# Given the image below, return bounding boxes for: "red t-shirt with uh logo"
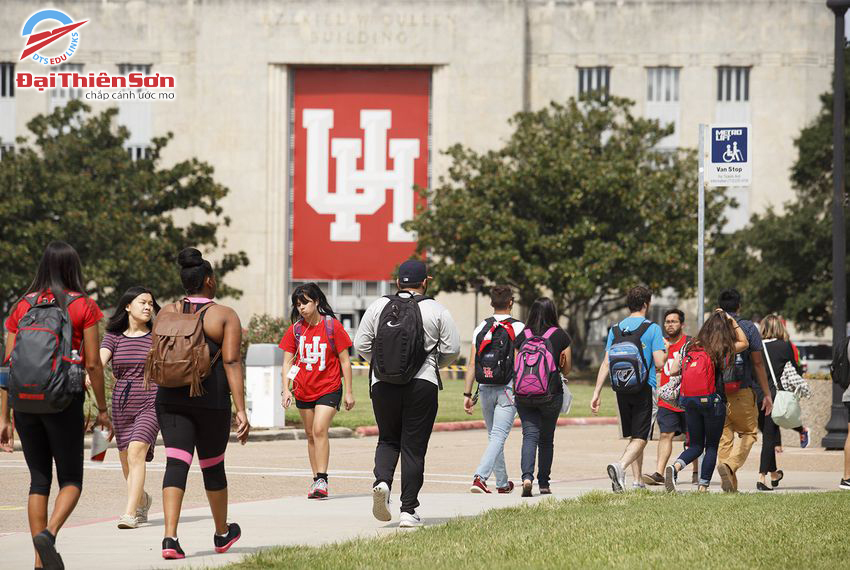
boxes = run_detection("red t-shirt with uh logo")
[279,318,352,402]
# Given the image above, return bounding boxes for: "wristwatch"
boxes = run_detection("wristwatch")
[463,392,473,398]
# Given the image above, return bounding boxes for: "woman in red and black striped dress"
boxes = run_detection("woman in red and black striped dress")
[100,286,161,529]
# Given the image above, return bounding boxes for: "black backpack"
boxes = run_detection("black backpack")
[8,293,86,413]
[371,292,433,385]
[474,317,518,385]
[831,338,850,391]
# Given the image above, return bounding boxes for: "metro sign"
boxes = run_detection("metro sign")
[291,68,430,281]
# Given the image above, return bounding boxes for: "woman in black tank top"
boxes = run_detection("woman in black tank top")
[155,248,250,560]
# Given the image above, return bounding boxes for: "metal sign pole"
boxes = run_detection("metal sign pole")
[698,123,706,328]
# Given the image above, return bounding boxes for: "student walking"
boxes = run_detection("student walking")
[149,248,250,560]
[642,309,698,486]
[280,283,355,499]
[355,260,460,527]
[591,286,666,492]
[463,285,524,494]
[513,297,572,497]
[756,315,811,491]
[715,289,773,493]
[100,287,161,528]
[0,241,112,570]
[663,310,749,491]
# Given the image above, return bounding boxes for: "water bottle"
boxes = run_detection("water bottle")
[68,349,84,393]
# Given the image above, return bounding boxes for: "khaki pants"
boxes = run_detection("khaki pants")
[718,387,758,473]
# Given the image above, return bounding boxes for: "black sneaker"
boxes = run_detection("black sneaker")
[33,530,64,570]
[162,537,185,560]
[840,478,850,490]
[214,522,241,553]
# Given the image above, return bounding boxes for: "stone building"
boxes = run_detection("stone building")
[0,0,834,350]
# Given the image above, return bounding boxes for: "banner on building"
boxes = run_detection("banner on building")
[291,68,430,281]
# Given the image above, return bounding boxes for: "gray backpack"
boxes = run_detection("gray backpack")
[8,293,85,413]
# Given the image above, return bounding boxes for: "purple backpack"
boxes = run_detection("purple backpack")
[514,327,559,404]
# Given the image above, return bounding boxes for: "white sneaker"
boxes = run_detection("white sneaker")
[117,514,139,529]
[606,463,626,493]
[372,482,391,522]
[399,510,422,528]
[631,482,646,490]
[135,491,152,523]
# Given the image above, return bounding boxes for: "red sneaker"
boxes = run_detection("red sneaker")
[470,475,491,493]
[497,481,515,494]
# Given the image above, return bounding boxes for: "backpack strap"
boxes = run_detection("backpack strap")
[542,327,558,339]
[323,315,337,354]
[184,301,222,367]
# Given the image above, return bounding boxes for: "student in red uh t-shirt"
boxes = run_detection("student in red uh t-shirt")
[280,283,354,500]
[1,241,112,570]
[642,309,699,486]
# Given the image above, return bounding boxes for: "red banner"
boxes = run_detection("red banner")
[291,68,430,280]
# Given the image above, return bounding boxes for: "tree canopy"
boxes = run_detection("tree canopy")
[0,100,248,321]
[406,95,728,362]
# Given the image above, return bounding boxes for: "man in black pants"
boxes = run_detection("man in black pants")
[354,260,460,527]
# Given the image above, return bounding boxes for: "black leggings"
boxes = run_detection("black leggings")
[157,404,231,491]
[15,395,85,495]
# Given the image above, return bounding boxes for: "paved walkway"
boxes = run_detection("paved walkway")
[0,425,844,568]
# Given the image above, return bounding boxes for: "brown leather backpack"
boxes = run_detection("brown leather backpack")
[144,302,221,396]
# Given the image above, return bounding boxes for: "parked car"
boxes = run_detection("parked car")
[793,342,832,375]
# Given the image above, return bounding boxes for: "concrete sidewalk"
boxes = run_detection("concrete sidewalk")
[1,470,844,570]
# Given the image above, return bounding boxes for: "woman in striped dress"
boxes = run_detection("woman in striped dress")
[100,286,161,529]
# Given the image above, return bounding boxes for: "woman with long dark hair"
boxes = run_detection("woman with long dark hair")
[513,297,572,497]
[0,241,112,569]
[100,286,161,528]
[155,248,250,560]
[663,310,748,492]
[280,282,355,500]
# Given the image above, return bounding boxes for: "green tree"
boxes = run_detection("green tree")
[706,45,850,331]
[406,96,728,364]
[0,100,249,321]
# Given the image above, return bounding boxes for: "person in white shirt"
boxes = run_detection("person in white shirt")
[463,285,525,494]
[354,260,460,528]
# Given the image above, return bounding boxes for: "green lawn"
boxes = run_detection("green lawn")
[285,372,617,429]
[231,492,850,569]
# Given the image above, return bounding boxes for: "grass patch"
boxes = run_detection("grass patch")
[285,373,616,429]
[231,492,850,569]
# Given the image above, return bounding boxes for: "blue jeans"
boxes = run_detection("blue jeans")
[516,393,563,488]
[675,394,726,486]
[474,385,517,488]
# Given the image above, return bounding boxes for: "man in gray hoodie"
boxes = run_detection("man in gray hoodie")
[354,260,460,527]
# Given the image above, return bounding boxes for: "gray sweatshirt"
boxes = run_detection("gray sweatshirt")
[354,293,461,387]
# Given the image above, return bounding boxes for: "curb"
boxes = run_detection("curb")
[9,426,355,452]
[354,416,618,437]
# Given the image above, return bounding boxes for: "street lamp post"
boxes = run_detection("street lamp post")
[824,0,850,449]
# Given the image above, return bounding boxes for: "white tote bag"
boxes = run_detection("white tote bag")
[763,340,803,429]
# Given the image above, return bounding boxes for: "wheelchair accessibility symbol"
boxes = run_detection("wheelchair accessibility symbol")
[722,142,743,163]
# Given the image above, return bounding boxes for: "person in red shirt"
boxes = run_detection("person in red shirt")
[642,309,698,486]
[280,283,354,499]
[0,241,112,570]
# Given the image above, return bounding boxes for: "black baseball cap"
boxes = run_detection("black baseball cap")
[398,260,427,285]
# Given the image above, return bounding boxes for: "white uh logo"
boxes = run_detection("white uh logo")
[303,109,420,242]
[300,336,327,371]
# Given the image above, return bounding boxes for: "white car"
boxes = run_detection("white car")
[794,342,832,375]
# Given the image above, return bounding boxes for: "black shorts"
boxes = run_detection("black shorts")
[657,406,688,436]
[617,384,653,441]
[296,386,343,411]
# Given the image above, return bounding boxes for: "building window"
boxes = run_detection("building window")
[50,63,84,107]
[1,63,14,98]
[118,63,152,93]
[578,67,610,97]
[127,146,150,161]
[647,67,679,103]
[645,67,681,149]
[340,281,355,296]
[717,67,750,102]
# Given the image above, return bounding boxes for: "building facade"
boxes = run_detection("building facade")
[0,0,834,348]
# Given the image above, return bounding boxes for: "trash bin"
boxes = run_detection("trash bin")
[245,343,285,428]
